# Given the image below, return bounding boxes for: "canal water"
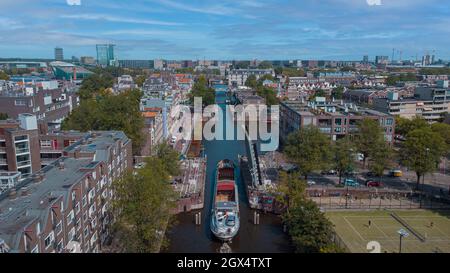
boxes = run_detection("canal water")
[166,85,292,253]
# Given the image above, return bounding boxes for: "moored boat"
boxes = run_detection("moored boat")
[210,159,240,241]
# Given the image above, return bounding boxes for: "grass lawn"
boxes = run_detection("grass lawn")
[326,209,450,253]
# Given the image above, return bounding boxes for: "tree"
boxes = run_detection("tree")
[258,61,273,69]
[333,136,355,184]
[284,199,339,253]
[112,156,177,252]
[0,113,8,120]
[401,127,447,190]
[431,123,450,148]
[284,126,332,180]
[245,74,258,89]
[154,143,181,176]
[62,89,145,155]
[256,86,279,106]
[135,75,147,87]
[272,171,307,211]
[395,116,428,137]
[0,70,10,80]
[78,72,114,100]
[189,75,215,106]
[311,89,326,99]
[331,86,344,99]
[368,141,393,180]
[354,118,386,168]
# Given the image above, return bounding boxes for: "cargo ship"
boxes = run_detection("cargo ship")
[210,159,240,241]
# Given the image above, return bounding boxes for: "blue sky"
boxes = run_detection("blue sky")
[0,0,449,60]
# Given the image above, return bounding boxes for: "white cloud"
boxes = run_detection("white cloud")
[60,13,183,26]
[366,0,382,5]
[67,0,81,6]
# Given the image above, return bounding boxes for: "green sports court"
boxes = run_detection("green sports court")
[326,209,450,253]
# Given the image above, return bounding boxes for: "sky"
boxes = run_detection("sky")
[0,0,449,60]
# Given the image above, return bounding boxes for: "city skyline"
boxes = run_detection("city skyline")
[0,0,449,60]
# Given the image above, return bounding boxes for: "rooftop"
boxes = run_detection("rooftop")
[281,100,389,117]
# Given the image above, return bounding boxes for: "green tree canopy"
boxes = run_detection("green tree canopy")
[331,86,344,99]
[333,136,356,184]
[245,74,258,89]
[284,199,339,253]
[395,116,429,136]
[284,126,332,179]
[154,143,181,176]
[0,70,10,80]
[62,89,145,155]
[0,113,8,120]
[354,118,386,168]
[400,127,447,189]
[257,61,273,69]
[78,72,115,100]
[112,156,177,252]
[189,75,215,106]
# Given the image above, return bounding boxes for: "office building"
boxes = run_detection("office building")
[54,47,64,61]
[96,44,117,67]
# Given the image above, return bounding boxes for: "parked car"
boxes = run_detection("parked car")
[344,179,360,187]
[389,169,403,177]
[307,180,316,186]
[366,171,375,177]
[321,170,337,175]
[366,180,383,187]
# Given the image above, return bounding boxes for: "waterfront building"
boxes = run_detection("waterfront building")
[0,131,132,253]
[280,98,395,143]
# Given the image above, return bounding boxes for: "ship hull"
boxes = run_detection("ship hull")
[210,159,240,241]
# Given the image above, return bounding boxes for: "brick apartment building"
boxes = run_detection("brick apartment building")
[280,98,395,143]
[0,114,41,179]
[0,131,132,253]
[0,80,79,134]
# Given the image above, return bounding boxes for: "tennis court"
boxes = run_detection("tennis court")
[326,209,450,253]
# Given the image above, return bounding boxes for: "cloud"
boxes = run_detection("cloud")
[60,13,183,26]
[151,0,237,15]
[67,0,81,6]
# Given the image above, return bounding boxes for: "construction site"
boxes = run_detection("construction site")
[172,140,206,213]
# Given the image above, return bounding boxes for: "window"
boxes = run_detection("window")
[57,240,63,253]
[82,196,87,207]
[55,221,62,235]
[75,202,80,214]
[31,245,39,253]
[68,227,76,242]
[84,226,90,237]
[92,171,96,180]
[386,118,393,125]
[44,232,55,249]
[83,211,88,223]
[15,99,26,106]
[67,210,74,225]
[91,217,97,228]
[71,191,76,201]
[40,140,52,148]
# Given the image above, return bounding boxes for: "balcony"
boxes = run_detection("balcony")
[17,160,31,167]
[0,159,7,165]
[15,148,30,155]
